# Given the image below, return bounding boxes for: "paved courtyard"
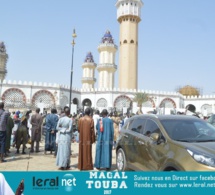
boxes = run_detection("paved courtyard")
[0,139,117,171]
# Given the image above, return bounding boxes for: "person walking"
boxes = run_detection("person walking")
[111,111,120,149]
[44,108,59,155]
[93,110,100,137]
[5,112,14,154]
[30,108,43,153]
[94,109,114,170]
[56,107,73,170]
[0,102,9,163]
[78,108,95,170]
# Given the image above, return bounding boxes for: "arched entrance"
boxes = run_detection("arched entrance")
[73,98,79,107]
[2,88,26,110]
[186,104,196,113]
[159,98,176,115]
[142,97,155,108]
[82,98,92,109]
[32,90,55,111]
[114,95,132,112]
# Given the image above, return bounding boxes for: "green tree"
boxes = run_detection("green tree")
[133,92,149,114]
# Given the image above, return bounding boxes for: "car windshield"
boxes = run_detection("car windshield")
[207,115,215,125]
[161,119,215,142]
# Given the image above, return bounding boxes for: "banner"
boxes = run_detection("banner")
[1,171,215,195]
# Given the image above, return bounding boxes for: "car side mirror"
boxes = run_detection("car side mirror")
[150,133,160,142]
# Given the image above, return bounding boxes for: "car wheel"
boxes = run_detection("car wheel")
[116,148,128,171]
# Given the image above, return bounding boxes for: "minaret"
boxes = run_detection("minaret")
[97,30,117,89]
[81,52,97,89]
[116,0,143,90]
[0,42,8,81]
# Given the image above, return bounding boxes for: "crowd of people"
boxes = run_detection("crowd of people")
[54,107,129,171]
[0,102,130,171]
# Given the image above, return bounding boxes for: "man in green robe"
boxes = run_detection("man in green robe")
[15,115,28,154]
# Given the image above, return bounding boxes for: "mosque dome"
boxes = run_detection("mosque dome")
[179,85,200,97]
[84,52,94,63]
[101,30,114,44]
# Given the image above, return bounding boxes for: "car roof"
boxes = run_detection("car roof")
[128,114,201,121]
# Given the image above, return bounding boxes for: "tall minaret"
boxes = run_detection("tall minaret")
[81,52,97,89]
[97,30,117,89]
[0,42,8,81]
[116,0,143,90]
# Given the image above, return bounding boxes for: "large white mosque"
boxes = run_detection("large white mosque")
[0,0,214,116]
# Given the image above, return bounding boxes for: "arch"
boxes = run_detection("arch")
[96,98,108,108]
[2,88,27,109]
[82,98,92,108]
[114,95,132,112]
[201,104,212,115]
[60,95,68,108]
[31,90,55,110]
[73,98,79,106]
[142,97,155,108]
[185,104,196,112]
[130,40,134,44]
[159,98,176,109]
[123,40,127,44]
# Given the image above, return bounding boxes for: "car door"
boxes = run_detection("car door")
[120,118,136,164]
[139,119,165,170]
[128,117,147,170]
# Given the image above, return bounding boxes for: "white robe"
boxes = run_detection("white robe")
[0,173,15,195]
[56,116,73,168]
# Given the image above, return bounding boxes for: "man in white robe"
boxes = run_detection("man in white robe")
[0,173,14,195]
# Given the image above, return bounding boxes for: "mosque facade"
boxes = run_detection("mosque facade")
[0,0,214,116]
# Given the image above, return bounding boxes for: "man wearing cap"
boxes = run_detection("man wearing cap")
[0,102,9,163]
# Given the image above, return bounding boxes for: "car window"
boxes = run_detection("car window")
[207,115,215,124]
[124,119,134,130]
[144,119,160,136]
[130,118,146,134]
[161,119,215,141]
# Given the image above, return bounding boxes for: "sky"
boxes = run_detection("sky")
[1,0,215,95]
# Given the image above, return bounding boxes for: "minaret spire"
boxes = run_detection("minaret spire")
[116,0,143,90]
[0,42,8,81]
[81,52,97,89]
[97,30,118,89]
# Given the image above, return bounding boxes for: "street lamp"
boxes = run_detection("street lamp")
[69,28,77,112]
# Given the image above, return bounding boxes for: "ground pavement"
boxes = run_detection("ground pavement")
[0,139,117,171]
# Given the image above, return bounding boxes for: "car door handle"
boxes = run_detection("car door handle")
[138,141,145,145]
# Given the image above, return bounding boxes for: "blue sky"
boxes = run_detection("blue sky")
[1,0,215,94]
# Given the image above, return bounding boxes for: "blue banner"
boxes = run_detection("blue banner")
[1,171,215,194]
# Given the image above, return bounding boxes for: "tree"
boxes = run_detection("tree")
[133,92,149,114]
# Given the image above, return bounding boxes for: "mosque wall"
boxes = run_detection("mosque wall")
[0,80,214,116]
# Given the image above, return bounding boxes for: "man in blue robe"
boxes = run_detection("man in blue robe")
[94,109,114,170]
[44,108,59,155]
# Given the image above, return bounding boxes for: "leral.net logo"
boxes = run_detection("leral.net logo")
[32,174,77,192]
[62,173,77,192]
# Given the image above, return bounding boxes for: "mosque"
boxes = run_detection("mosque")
[0,0,214,116]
